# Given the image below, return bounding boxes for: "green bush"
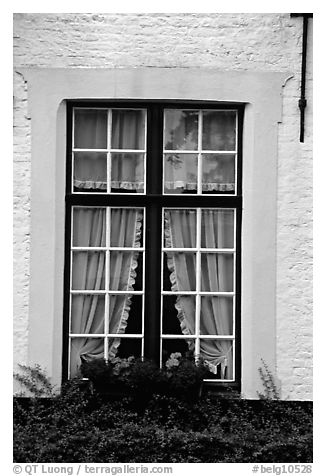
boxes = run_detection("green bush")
[13,382,312,463]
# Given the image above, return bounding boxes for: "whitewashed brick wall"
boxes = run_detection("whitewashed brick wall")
[13,13,313,400]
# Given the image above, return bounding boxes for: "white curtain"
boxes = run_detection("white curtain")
[70,208,142,377]
[74,109,144,192]
[164,154,235,193]
[164,209,234,379]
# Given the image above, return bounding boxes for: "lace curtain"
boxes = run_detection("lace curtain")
[74,109,144,192]
[73,109,234,193]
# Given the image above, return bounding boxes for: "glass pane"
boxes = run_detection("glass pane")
[200,339,234,380]
[202,111,236,151]
[162,295,195,335]
[109,252,142,291]
[112,338,142,359]
[164,153,198,193]
[200,296,233,335]
[111,110,145,150]
[201,209,234,248]
[109,294,142,334]
[74,109,107,149]
[111,153,144,193]
[164,209,197,248]
[70,338,104,378]
[74,152,107,192]
[72,207,106,247]
[201,253,234,292]
[161,339,194,365]
[163,252,196,291]
[70,295,105,334]
[202,154,235,194]
[72,251,105,290]
[164,110,198,150]
[110,208,143,248]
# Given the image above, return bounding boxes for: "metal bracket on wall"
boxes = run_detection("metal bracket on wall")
[290,13,313,143]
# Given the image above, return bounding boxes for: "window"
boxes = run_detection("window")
[63,102,243,386]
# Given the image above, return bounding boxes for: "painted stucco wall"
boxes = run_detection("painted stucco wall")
[13,13,313,400]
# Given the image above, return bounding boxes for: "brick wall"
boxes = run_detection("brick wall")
[13,13,313,400]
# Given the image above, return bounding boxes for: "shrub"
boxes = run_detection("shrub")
[13,385,312,463]
[13,364,312,463]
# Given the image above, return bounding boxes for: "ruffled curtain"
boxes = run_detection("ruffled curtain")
[164,154,235,193]
[164,209,234,379]
[70,208,142,377]
[73,109,144,193]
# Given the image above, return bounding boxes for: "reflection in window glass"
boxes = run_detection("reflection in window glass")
[202,111,236,151]
[202,154,235,194]
[164,110,198,150]
[164,154,198,193]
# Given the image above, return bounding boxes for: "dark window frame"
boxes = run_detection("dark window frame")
[63,100,243,391]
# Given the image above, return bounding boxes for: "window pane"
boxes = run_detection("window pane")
[164,153,198,193]
[164,110,198,150]
[111,110,145,150]
[70,338,104,378]
[202,154,235,194]
[110,208,143,247]
[200,339,234,380]
[201,253,234,292]
[109,252,142,291]
[201,209,234,248]
[200,296,233,335]
[111,153,144,193]
[70,295,105,334]
[74,152,107,192]
[161,339,194,365]
[163,252,196,291]
[162,295,195,335]
[164,209,197,248]
[202,111,236,151]
[72,252,105,290]
[72,207,106,247]
[74,109,107,149]
[109,294,142,334]
[112,338,142,359]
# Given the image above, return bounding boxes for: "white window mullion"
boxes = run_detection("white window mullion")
[142,208,146,359]
[104,206,110,361]
[71,108,75,192]
[107,109,112,194]
[105,109,112,360]
[195,208,201,359]
[198,111,203,195]
[232,209,237,350]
